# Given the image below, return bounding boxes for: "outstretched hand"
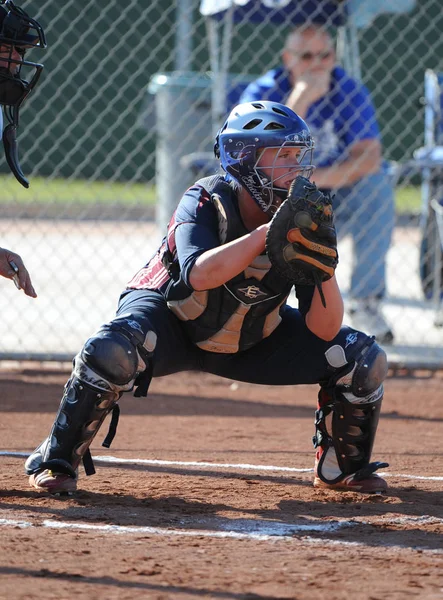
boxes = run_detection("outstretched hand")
[0,247,37,298]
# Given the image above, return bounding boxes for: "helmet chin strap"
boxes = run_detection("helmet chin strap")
[255,168,287,215]
[265,188,286,216]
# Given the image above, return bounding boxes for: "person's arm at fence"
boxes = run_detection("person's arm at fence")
[312,138,382,189]
[0,247,37,297]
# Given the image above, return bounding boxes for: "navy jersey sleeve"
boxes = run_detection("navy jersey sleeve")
[173,184,221,288]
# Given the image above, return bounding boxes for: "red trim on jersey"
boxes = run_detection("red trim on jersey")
[126,250,170,290]
[126,185,212,291]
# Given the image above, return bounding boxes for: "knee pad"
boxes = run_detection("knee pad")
[324,335,388,399]
[81,317,157,388]
[25,317,157,479]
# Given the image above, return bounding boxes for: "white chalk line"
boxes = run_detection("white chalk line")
[0,516,441,554]
[95,455,314,473]
[2,451,443,481]
[0,516,353,540]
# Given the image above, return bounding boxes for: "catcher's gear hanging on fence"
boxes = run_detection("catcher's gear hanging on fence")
[0,1,47,187]
[266,176,338,307]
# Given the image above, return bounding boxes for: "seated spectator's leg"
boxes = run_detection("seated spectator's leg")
[334,166,395,343]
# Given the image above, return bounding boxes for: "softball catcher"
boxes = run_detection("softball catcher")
[25,101,389,494]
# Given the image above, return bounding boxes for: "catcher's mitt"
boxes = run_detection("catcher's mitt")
[265,176,338,307]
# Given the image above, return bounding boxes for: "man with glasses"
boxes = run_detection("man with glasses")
[240,24,395,344]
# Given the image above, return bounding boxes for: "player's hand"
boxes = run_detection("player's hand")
[0,247,37,298]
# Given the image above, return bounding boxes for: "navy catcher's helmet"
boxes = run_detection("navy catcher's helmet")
[214,101,315,214]
[0,0,46,187]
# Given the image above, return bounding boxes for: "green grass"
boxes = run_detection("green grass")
[0,176,157,205]
[395,185,421,214]
[0,175,421,214]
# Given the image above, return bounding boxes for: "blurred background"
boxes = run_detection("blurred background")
[1,0,443,368]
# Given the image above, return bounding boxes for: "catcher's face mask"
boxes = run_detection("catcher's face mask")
[255,143,314,211]
[215,100,315,214]
[0,0,46,187]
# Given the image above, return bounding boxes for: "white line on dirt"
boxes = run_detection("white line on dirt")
[0,517,351,540]
[2,451,443,481]
[0,517,441,555]
[95,455,313,473]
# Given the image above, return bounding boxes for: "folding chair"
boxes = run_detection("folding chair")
[414,70,443,325]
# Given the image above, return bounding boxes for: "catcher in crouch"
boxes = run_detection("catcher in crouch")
[26,101,389,495]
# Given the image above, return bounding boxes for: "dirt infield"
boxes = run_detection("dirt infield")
[0,367,442,600]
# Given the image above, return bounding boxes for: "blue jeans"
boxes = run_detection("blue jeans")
[331,165,395,300]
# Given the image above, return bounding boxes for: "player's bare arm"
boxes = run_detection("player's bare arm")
[306,275,344,340]
[189,224,268,291]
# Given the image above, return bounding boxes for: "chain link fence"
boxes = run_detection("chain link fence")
[1,0,443,367]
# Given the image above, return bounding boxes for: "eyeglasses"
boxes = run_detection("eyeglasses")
[289,50,333,62]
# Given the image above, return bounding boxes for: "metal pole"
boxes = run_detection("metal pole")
[175,0,193,71]
[208,4,234,136]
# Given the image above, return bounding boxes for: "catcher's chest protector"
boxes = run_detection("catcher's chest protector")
[166,176,292,353]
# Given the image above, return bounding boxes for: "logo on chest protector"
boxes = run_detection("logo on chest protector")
[126,319,144,334]
[345,332,358,348]
[238,285,268,300]
[226,277,280,305]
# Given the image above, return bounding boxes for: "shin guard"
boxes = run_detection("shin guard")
[25,316,157,480]
[25,375,120,477]
[314,336,389,486]
[313,385,387,485]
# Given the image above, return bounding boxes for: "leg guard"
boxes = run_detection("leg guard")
[25,375,119,478]
[25,317,157,479]
[313,336,389,491]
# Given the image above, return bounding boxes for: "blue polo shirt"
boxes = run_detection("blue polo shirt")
[239,66,380,167]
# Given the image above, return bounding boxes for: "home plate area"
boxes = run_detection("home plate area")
[0,368,442,599]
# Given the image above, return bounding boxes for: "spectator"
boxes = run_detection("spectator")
[240,24,395,344]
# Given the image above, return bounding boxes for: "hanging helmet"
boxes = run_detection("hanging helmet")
[214,101,315,214]
[0,0,46,187]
